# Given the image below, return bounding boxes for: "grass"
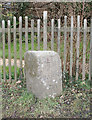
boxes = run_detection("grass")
[2,76,91,118]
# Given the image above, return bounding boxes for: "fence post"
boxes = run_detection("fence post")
[25,16,28,51]
[76,15,80,80]
[13,16,17,81]
[19,16,22,80]
[43,11,47,50]
[57,19,60,55]
[89,19,92,80]
[2,20,6,81]
[82,19,87,81]
[37,19,40,50]
[8,20,11,81]
[31,19,34,50]
[51,19,54,50]
[70,16,73,78]
[63,16,67,76]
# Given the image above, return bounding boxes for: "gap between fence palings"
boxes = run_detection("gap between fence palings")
[76,16,80,80]
[89,19,92,80]
[70,16,73,79]
[2,20,6,81]
[8,20,11,81]
[13,16,17,81]
[82,19,87,81]
[19,16,23,80]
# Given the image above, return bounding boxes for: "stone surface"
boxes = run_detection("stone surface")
[24,51,62,99]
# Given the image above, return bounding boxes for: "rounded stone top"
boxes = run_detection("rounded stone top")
[24,51,59,57]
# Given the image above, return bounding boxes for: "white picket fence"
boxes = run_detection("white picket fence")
[0,11,92,81]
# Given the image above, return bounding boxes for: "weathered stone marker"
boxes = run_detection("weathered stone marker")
[24,51,62,99]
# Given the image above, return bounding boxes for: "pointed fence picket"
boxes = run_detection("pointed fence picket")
[76,15,80,80]
[2,20,6,81]
[51,19,54,51]
[89,19,92,80]
[19,16,22,79]
[70,16,73,78]
[37,19,40,50]
[82,19,87,81]
[57,19,60,55]
[43,11,47,50]
[63,16,67,76]
[13,16,17,81]
[8,20,11,81]
[31,19,34,50]
[25,16,28,51]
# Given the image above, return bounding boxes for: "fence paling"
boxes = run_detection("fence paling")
[76,16,80,80]
[8,20,11,81]
[63,16,67,76]
[43,11,47,50]
[70,16,73,78]
[37,19,40,50]
[57,19,60,55]
[2,20,6,81]
[51,19,54,51]
[19,16,22,79]
[31,19,34,50]
[82,19,87,81]
[25,16,28,51]
[13,16,17,81]
[89,19,92,80]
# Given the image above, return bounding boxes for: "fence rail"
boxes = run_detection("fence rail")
[0,11,92,82]
[0,27,91,33]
